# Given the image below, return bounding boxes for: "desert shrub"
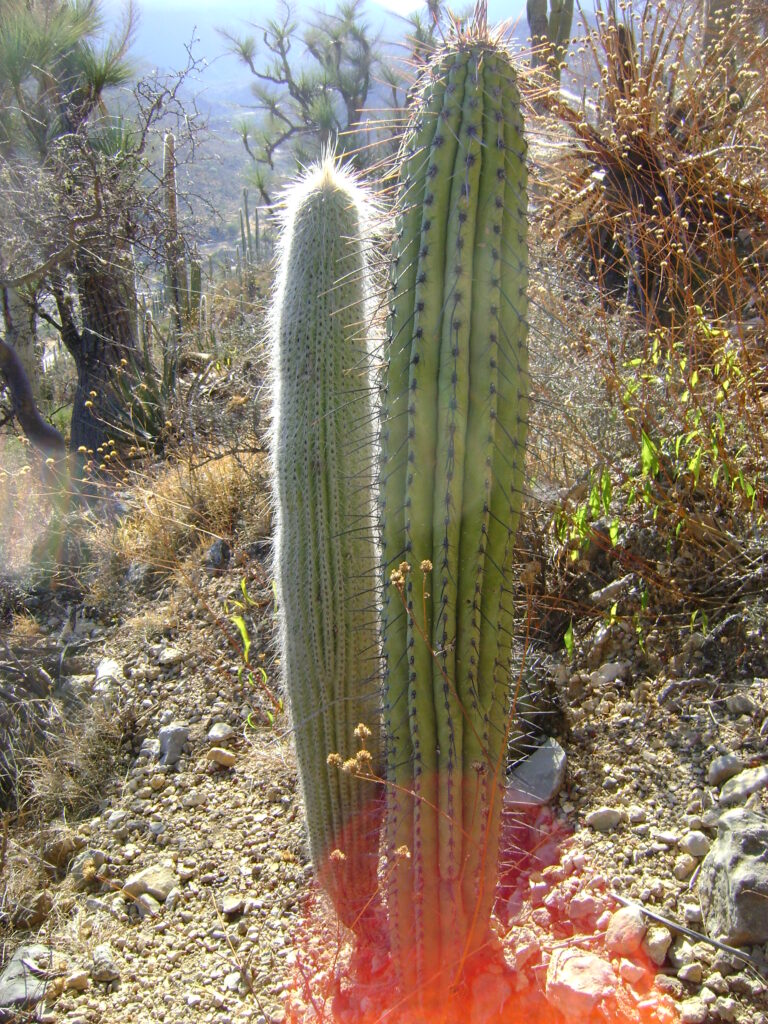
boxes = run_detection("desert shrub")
[521,0,768,650]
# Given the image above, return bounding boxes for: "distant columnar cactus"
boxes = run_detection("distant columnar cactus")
[163,133,185,333]
[380,30,529,995]
[270,159,383,936]
[526,0,574,83]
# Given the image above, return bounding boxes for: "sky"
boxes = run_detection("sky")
[104,0,531,76]
[99,0,531,104]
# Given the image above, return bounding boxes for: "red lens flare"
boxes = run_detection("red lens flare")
[282,796,680,1024]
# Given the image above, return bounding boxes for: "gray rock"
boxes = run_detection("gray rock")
[158,647,183,668]
[207,747,237,767]
[725,694,756,716]
[220,895,244,917]
[714,996,739,1021]
[642,925,672,966]
[679,831,711,857]
[679,999,707,1024]
[669,938,697,968]
[95,658,122,684]
[506,738,567,807]
[677,963,703,983]
[207,722,235,744]
[545,949,616,1018]
[605,906,646,955]
[0,945,51,1019]
[158,722,189,766]
[585,807,623,832]
[707,754,744,786]
[204,539,230,573]
[91,944,120,983]
[674,853,698,880]
[94,658,122,708]
[165,887,182,911]
[719,765,768,807]
[655,975,684,999]
[140,738,161,759]
[699,808,768,945]
[69,849,106,889]
[123,864,178,902]
[135,893,162,918]
[568,893,602,920]
[590,661,629,689]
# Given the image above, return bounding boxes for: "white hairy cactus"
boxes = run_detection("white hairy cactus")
[269,158,382,935]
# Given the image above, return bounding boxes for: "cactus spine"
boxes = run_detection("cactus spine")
[270,159,382,936]
[380,32,529,995]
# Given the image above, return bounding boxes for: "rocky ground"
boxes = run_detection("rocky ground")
[1,525,767,1024]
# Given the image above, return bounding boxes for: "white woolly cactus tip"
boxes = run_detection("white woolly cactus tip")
[268,153,383,938]
[275,154,375,248]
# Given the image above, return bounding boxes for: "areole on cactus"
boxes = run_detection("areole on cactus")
[380,25,529,998]
[269,158,383,938]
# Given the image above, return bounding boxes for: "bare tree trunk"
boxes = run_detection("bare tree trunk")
[0,336,65,458]
[53,251,142,463]
[1,287,39,401]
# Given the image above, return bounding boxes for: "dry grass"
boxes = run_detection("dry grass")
[0,436,59,579]
[17,697,130,822]
[93,449,271,583]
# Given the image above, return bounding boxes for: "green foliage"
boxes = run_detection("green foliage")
[226,578,283,727]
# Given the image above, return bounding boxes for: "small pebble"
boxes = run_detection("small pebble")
[207,747,237,768]
[585,807,623,832]
[673,853,697,880]
[678,831,710,857]
[642,925,672,966]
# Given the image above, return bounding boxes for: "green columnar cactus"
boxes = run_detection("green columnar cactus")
[271,158,383,936]
[163,133,186,334]
[243,188,253,258]
[526,0,574,83]
[189,259,202,316]
[240,206,254,298]
[239,208,248,262]
[253,204,261,261]
[380,30,529,995]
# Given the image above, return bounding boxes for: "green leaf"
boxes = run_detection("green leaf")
[688,446,703,485]
[589,483,600,518]
[600,467,612,514]
[609,517,619,546]
[641,431,659,477]
[231,614,251,663]
[564,621,574,659]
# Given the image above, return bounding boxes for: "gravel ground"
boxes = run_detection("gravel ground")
[1,537,767,1024]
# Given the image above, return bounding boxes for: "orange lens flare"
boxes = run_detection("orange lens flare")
[282,799,680,1024]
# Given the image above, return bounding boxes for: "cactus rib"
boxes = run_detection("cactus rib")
[381,32,529,998]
